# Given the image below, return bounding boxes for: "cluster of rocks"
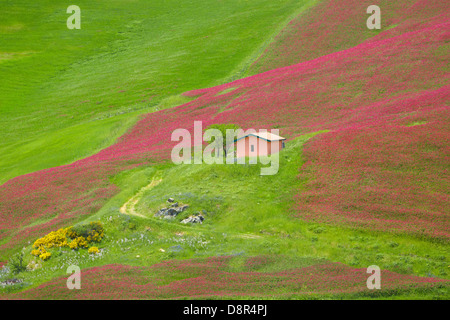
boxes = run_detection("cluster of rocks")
[154,198,189,220]
[155,198,206,224]
[181,214,204,224]
[0,278,22,286]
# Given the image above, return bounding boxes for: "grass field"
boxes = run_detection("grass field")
[247,0,449,74]
[4,258,448,299]
[0,0,448,299]
[0,0,312,184]
[1,134,448,298]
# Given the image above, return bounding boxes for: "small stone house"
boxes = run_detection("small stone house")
[235,132,286,158]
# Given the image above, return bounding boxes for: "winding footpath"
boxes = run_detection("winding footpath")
[119,174,163,218]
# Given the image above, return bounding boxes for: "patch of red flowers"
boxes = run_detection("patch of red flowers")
[295,89,450,239]
[0,1,449,261]
[2,256,447,299]
[248,0,450,74]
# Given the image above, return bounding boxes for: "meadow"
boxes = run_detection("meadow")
[0,0,448,299]
[0,0,311,184]
[1,135,448,298]
[247,0,450,74]
[4,258,448,299]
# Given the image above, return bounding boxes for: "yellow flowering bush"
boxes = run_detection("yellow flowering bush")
[70,221,104,243]
[69,236,88,249]
[68,240,78,250]
[87,230,103,242]
[67,227,77,239]
[88,247,99,254]
[39,252,51,260]
[33,227,70,250]
[31,247,47,257]
[31,221,104,261]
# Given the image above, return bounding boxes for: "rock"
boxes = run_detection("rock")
[181,214,204,224]
[166,208,180,216]
[154,208,167,217]
[0,278,23,286]
[167,198,175,203]
[180,217,191,224]
[155,203,189,219]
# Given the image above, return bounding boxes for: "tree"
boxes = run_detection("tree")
[9,252,26,274]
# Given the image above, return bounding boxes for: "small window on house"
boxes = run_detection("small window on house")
[251,145,254,152]
[282,141,285,149]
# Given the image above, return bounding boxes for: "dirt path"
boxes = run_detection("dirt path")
[119,173,263,240]
[120,174,162,218]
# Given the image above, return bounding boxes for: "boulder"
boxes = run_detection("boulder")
[166,208,180,216]
[0,278,22,286]
[181,214,204,224]
[154,204,189,218]
[167,198,175,203]
[154,208,167,217]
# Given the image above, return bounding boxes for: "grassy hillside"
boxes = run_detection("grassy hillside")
[1,0,448,256]
[0,0,448,299]
[247,0,449,75]
[0,0,311,184]
[1,135,448,298]
[4,259,448,299]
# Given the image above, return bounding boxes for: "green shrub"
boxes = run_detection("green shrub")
[69,221,104,239]
[9,253,26,274]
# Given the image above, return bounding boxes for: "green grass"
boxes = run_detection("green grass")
[405,120,428,127]
[3,133,448,298]
[132,133,449,279]
[0,0,313,184]
[1,1,448,299]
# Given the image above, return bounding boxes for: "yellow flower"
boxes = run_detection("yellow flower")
[68,240,78,250]
[39,252,51,260]
[88,247,99,254]
[30,222,104,260]
[76,236,88,248]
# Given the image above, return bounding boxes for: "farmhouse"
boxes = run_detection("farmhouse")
[235,132,286,158]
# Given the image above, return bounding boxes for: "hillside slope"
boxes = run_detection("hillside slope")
[0,0,310,184]
[1,0,448,257]
[0,0,448,298]
[3,257,448,299]
[248,0,449,74]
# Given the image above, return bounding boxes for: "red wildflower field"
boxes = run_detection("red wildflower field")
[0,0,448,263]
[295,93,450,239]
[2,256,447,299]
[248,0,450,74]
